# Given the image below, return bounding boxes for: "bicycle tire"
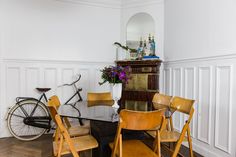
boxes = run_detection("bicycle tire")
[7,100,49,141]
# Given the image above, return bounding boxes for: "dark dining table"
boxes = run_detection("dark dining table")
[58,101,173,157]
[58,100,173,121]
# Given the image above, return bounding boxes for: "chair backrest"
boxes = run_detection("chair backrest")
[87,92,113,106]
[48,95,72,128]
[119,109,166,130]
[47,95,62,124]
[170,96,195,115]
[87,92,112,101]
[152,93,172,110]
[48,95,61,109]
[47,104,58,123]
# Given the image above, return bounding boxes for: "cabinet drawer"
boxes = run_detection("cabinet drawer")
[131,67,159,73]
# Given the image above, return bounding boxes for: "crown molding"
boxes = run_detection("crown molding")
[2,58,114,65]
[121,0,164,8]
[56,0,121,9]
[163,53,236,65]
[55,0,163,9]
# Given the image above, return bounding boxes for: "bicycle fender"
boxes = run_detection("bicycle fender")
[5,98,42,120]
[16,98,39,104]
[5,107,12,120]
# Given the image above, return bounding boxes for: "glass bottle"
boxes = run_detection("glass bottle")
[137,37,143,60]
[147,34,152,56]
[151,36,156,56]
[143,40,147,56]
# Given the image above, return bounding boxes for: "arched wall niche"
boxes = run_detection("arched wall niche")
[126,12,155,49]
[121,7,164,59]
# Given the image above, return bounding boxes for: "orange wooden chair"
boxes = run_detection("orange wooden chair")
[87,92,113,106]
[48,95,90,139]
[51,110,98,157]
[110,109,166,157]
[160,96,195,157]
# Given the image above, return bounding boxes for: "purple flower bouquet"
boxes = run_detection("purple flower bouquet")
[99,65,131,85]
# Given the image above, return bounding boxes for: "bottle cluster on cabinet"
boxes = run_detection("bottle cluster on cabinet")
[126,34,159,61]
[116,59,162,111]
[137,34,156,57]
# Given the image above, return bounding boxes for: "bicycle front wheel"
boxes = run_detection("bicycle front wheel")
[7,100,49,141]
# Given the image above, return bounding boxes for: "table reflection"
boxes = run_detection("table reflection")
[58,101,119,122]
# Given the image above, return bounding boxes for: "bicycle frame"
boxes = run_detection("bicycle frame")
[13,93,52,130]
[64,88,83,105]
[16,93,48,117]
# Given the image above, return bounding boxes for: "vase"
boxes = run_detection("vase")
[110,83,122,108]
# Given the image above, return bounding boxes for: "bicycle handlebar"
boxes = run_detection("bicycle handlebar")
[58,74,81,87]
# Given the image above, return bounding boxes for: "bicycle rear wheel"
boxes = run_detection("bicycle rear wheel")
[7,100,49,141]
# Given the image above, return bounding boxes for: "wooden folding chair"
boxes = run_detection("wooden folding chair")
[110,109,166,157]
[48,95,90,139]
[53,113,98,157]
[87,92,113,106]
[160,96,195,157]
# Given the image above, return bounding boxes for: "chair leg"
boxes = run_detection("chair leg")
[171,142,181,157]
[166,118,170,131]
[169,118,174,131]
[171,133,186,157]
[187,127,194,157]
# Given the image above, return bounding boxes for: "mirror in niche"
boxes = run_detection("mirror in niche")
[126,13,155,57]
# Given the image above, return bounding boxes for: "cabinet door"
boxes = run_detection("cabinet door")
[125,74,148,91]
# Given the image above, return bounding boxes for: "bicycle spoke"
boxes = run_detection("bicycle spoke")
[10,113,25,119]
[7,101,48,141]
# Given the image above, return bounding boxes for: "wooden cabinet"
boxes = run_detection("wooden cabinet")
[116,59,162,111]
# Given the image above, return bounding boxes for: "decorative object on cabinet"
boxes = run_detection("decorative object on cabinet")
[99,65,131,108]
[99,65,131,85]
[116,59,162,110]
[114,42,136,60]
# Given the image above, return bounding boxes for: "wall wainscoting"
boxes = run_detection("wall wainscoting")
[0,59,113,138]
[163,54,236,157]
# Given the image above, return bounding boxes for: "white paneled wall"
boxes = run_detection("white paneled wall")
[163,54,236,157]
[0,59,112,137]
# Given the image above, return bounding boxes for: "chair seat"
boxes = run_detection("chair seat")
[161,130,187,142]
[109,140,159,157]
[53,135,98,156]
[147,130,187,142]
[68,125,90,137]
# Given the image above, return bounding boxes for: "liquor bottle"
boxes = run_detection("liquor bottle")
[151,36,156,56]
[137,37,144,60]
[137,37,143,53]
[143,40,147,56]
[147,34,152,56]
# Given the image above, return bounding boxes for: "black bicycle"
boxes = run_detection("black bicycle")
[6,74,83,141]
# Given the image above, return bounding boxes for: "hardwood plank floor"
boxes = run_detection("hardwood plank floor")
[0,134,204,157]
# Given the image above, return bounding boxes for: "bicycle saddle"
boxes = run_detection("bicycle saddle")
[36,88,51,93]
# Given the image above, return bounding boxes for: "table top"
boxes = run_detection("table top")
[58,101,176,123]
[58,101,119,122]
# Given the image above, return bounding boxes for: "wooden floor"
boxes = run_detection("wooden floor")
[0,134,204,157]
